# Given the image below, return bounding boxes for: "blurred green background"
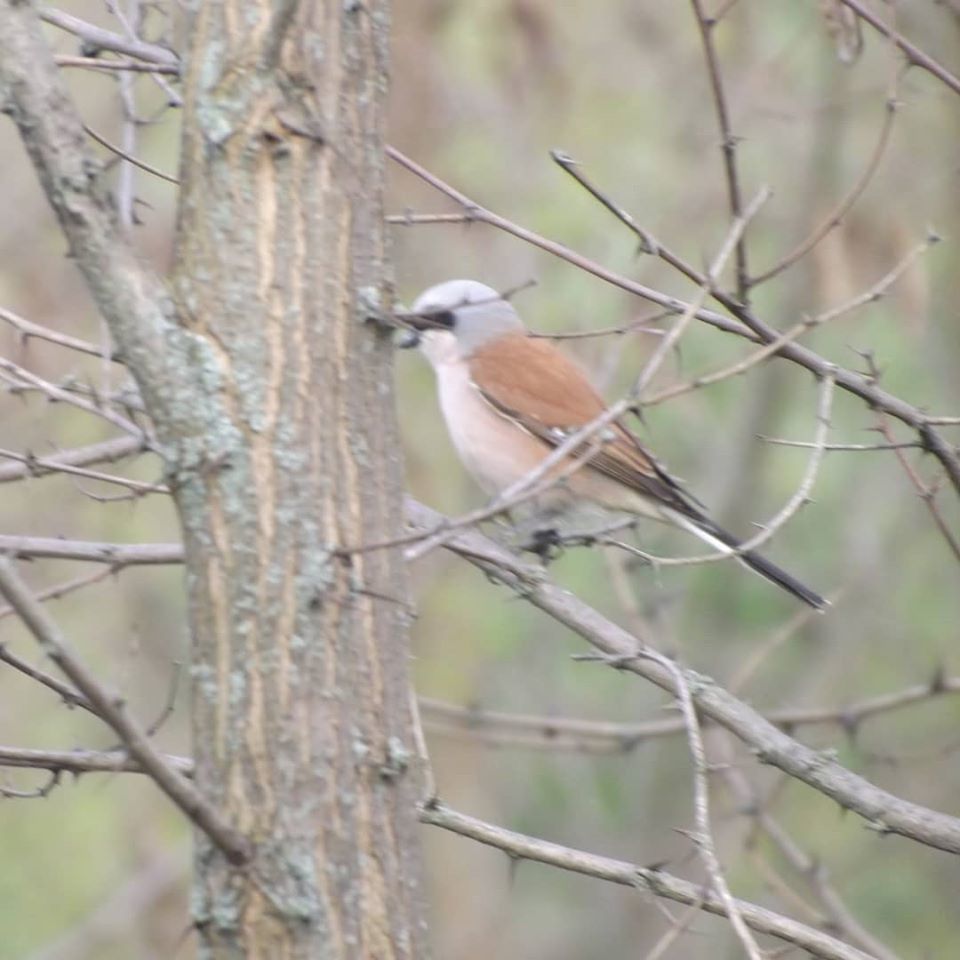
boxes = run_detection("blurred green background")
[1,1,959,957]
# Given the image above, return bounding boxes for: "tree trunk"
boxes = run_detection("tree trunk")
[170,1,428,955]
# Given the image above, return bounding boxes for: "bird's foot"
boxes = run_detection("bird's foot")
[517,525,564,562]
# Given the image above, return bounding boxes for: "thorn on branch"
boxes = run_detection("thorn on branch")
[838,711,859,741]
[0,768,61,800]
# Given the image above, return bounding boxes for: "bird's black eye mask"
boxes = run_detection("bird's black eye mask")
[396,308,455,348]
[416,309,456,330]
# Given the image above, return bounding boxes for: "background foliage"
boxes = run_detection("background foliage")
[1,1,959,957]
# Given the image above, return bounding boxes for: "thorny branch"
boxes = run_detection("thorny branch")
[0,737,876,960]
[420,803,874,960]
[0,559,249,864]
[0,355,147,440]
[0,558,250,864]
[689,0,750,302]
[0,535,182,565]
[834,0,960,96]
[0,1,183,419]
[1,305,123,360]
[387,146,960,500]
[874,413,960,564]
[716,735,903,960]
[0,436,148,483]
[38,7,179,68]
[0,448,166,496]
[406,498,960,856]
[420,672,960,753]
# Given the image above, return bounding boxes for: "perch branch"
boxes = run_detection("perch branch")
[406,497,960,856]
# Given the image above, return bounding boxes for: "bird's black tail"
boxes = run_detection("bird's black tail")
[735,543,827,610]
[667,510,827,611]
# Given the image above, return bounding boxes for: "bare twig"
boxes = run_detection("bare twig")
[0,306,123,360]
[760,439,922,453]
[1,768,61,799]
[0,645,95,713]
[39,7,179,67]
[642,213,932,410]
[834,0,960,96]
[0,536,182,565]
[635,187,771,396]
[0,566,118,624]
[642,648,762,960]
[422,672,960,753]
[0,558,249,864]
[752,90,899,286]
[83,123,179,185]
[550,149,660,254]
[689,0,750,302]
[0,744,193,776]
[529,310,671,340]
[0,356,147,440]
[385,211,475,226]
[875,414,960,563]
[0,436,147,483]
[103,0,181,106]
[643,314,822,407]
[0,448,166,495]
[55,55,179,74]
[4,376,147,414]
[111,1,138,231]
[387,145,738,329]
[643,900,707,960]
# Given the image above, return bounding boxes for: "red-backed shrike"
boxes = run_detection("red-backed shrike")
[403,279,825,610]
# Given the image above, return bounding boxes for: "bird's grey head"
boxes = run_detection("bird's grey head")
[405,279,525,367]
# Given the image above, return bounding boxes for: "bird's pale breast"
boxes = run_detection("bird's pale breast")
[435,358,554,496]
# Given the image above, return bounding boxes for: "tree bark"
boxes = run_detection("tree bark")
[1,0,428,953]
[169,1,428,956]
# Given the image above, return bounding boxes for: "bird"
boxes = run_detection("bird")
[401,279,826,610]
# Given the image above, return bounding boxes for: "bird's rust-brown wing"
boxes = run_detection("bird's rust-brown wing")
[467,333,702,517]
